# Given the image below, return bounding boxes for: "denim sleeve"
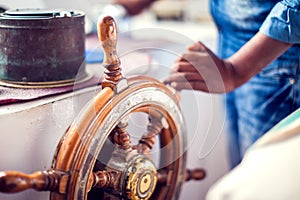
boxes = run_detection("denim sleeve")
[260,0,300,43]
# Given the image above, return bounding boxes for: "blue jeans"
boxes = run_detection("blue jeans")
[226,65,300,168]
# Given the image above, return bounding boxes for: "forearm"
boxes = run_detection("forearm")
[226,32,292,88]
[114,0,156,15]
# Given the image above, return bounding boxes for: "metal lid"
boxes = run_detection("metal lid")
[0,8,81,19]
[0,8,85,30]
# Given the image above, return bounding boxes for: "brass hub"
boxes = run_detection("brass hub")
[125,156,157,200]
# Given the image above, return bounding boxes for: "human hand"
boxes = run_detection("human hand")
[164,42,235,93]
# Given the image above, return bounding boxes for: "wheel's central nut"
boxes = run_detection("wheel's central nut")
[125,156,157,200]
[140,173,152,193]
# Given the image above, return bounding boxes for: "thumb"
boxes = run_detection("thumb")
[191,41,223,67]
[187,41,207,52]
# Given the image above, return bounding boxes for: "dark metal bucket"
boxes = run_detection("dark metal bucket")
[0,9,86,87]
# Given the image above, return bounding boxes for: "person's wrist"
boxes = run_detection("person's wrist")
[222,60,238,92]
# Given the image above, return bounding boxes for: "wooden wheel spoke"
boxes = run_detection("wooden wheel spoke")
[157,169,173,186]
[157,168,205,186]
[137,114,164,154]
[113,121,132,151]
[137,132,157,154]
[184,168,206,182]
[0,170,68,194]
[89,170,121,191]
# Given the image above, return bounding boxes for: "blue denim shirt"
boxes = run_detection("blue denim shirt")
[261,0,300,43]
[210,0,300,53]
[211,0,300,87]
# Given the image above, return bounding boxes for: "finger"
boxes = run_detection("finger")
[177,48,207,63]
[195,41,224,67]
[187,41,206,52]
[180,51,207,64]
[170,81,209,92]
[187,41,220,65]
[172,62,198,73]
[164,72,203,83]
[176,55,189,62]
[179,41,213,64]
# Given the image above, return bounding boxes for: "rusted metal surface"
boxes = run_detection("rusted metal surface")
[0,9,86,86]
